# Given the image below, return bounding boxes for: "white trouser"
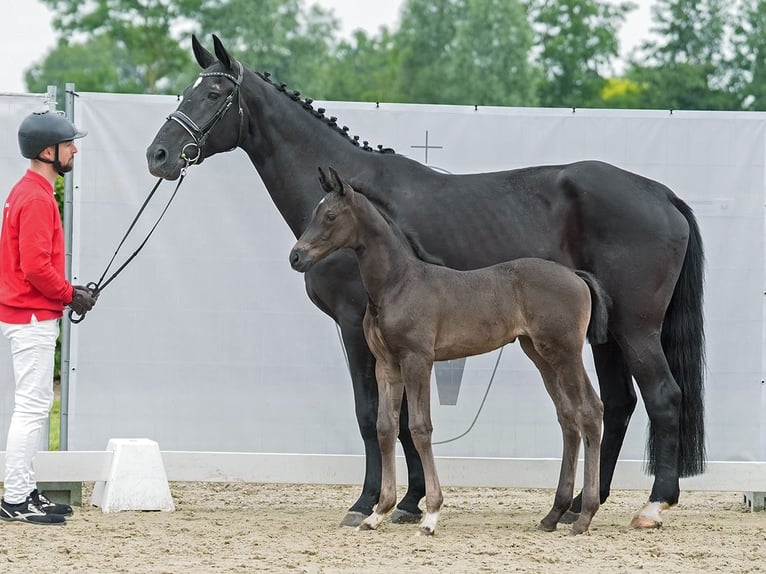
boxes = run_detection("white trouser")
[1,317,58,504]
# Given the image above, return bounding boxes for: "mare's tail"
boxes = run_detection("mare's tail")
[575,270,612,346]
[650,197,706,477]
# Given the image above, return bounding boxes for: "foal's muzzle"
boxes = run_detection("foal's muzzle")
[289,247,314,273]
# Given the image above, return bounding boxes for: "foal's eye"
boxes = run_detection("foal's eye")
[326,212,336,222]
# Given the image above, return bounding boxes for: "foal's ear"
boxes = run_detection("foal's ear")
[317,166,333,193]
[328,166,347,196]
[192,35,215,69]
[212,34,234,70]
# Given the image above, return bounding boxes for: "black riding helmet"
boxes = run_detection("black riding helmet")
[18,110,87,174]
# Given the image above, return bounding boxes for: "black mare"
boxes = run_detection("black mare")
[146,35,705,529]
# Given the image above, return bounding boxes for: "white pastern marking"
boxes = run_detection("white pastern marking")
[359,511,386,531]
[637,501,667,523]
[418,511,439,535]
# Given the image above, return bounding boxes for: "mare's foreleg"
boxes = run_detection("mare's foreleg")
[359,360,404,531]
[401,354,443,536]
[336,325,384,526]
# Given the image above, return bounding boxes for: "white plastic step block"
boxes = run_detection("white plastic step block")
[90,438,175,513]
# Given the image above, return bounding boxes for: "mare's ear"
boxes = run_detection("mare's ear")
[328,166,346,196]
[317,167,333,193]
[192,35,215,69]
[212,34,234,70]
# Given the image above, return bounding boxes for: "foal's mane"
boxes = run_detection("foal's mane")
[354,187,445,267]
[254,71,396,155]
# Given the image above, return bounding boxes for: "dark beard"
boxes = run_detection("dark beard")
[58,158,74,173]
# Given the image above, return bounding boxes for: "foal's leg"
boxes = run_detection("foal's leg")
[359,360,405,531]
[391,395,425,523]
[571,369,604,535]
[565,338,635,521]
[519,338,579,532]
[401,354,443,536]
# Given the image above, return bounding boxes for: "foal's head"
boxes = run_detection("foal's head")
[289,167,358,272]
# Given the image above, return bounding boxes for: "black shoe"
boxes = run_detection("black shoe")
[30,489,74,517]
[0,497,66,525]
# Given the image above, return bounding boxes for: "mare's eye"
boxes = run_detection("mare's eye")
[207,92,220,101]
[326,212,336,222]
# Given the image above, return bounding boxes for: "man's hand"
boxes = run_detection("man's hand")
[68,285,97,315]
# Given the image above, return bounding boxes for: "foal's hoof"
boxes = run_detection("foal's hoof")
[416,526,435,536]
[570,520,591,535]
[390,508,423,524]
[356,521,375,531]
[559,510,579,524]
[339,511,367,528]
[537,521,557,533]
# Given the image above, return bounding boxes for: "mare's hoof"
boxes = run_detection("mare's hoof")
[340,511,367,528]
[390,508,422,524]
[559,510,579,524]
[629,514,662,529]
[629,501,668,529]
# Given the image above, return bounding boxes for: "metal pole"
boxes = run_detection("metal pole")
[37,86,58,452]
[60,83,76,451]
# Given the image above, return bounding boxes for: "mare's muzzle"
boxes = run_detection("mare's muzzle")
[289,247,314,273]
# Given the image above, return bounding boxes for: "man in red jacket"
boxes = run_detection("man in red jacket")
[0,111,97,525]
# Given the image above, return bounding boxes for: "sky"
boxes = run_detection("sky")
[1,0,653,94]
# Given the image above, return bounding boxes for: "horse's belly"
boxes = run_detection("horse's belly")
[433,321,520,361]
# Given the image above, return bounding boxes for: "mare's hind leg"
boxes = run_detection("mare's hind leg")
[519,337,579,532]
[359,359,405,531]
[619,329,683,529]
[565,338,635,522]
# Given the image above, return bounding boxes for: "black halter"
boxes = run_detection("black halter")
[166,61,245,164]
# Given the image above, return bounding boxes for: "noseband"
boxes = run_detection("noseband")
[166,61,245,164]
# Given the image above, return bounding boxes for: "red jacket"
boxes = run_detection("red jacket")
[0,170,74,323]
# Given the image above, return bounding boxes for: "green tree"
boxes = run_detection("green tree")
[320,28,401,102]
[729,0,766,110]
[394,0,536,106]
[528,0,634,108]
[619,0,737,110]
[28,0,194,95]
[193,0,339,96]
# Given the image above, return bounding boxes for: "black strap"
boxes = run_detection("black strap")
[69,171,188,324]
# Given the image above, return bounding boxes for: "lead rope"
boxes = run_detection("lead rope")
[69,162,190,323]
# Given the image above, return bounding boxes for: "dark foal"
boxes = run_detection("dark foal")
[290,168,610,535]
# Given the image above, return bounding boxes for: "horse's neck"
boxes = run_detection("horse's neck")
[353,199,419,303]
[240,73,375,237]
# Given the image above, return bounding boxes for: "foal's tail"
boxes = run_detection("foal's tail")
[652,197,706,477]
[575,270,611,345]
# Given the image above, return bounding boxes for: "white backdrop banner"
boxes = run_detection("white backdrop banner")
[1,92,764,464]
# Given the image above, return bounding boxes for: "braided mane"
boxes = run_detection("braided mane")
[255,71,396,155]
